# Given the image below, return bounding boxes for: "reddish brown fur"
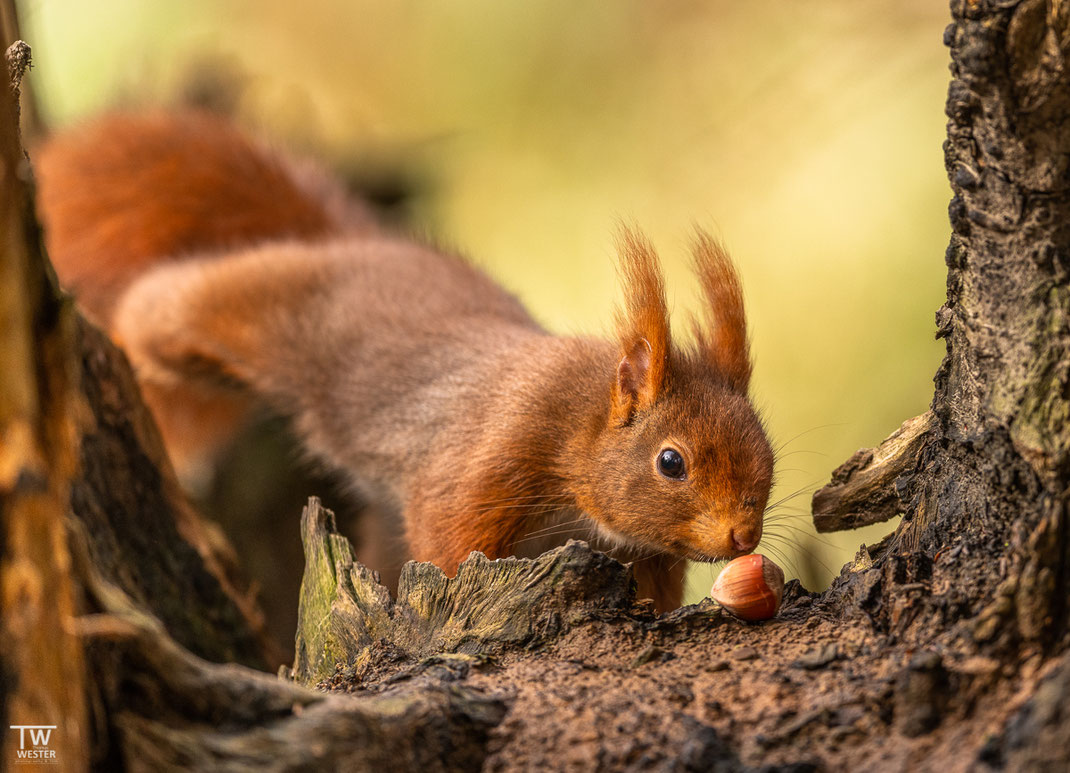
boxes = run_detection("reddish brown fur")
[37,113,775,612]
[611,229,671,425]
[690,230,752,391]
[35,111,358,325]
[36,112,372,476]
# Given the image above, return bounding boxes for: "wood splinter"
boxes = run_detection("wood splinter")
[811,411,934,533]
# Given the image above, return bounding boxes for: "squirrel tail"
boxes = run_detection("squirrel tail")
[34,111,373,484]
[35,110,372,325]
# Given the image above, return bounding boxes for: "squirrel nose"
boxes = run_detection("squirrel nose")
[731,526,760,553]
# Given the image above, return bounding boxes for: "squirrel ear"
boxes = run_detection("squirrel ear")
[611,228,670,424]
[690,229,752,391]
[614,337,653,420]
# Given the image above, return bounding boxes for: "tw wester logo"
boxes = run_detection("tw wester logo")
[8,725,58,765]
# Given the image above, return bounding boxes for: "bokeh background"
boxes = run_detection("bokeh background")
[18,0,952,601]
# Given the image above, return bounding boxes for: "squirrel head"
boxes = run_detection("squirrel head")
[576,228,774,563]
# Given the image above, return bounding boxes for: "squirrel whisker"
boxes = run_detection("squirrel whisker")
[763,522,839,550]
[758,543,801,580]
[760,533,834,576]
[764,481,823,513]
[771,422,844,457]
[513,524,595,546]
[470,503,579,516]
[521,516,592,538]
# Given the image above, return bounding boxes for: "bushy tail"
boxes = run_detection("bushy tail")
[35,110,369,324]
[34,111,371,483]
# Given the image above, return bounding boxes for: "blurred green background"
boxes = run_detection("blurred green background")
[18,0,951,600]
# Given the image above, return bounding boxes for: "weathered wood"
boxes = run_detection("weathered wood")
[1,0,40,144]
[73,526,504,772]
[978,647,1070,769]
[293,497,635,686]
[71,317,276,667]
[288,496,1062,769]
[1,38,273,672]
[0,52,88,772]
[906,0,1070,653]
[811,411,934,533]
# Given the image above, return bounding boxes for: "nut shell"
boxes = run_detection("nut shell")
[709,554,784,621]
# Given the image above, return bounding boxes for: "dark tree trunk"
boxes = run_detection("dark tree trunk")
[918,0,1070,654]
[3,2,1070,771]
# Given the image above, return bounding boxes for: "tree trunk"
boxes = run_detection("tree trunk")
[4,1,1070,770]
[1,37,88,772]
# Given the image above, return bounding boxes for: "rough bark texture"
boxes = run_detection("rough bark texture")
[0,41,285,766]
[288,501,1053,770]
[71,318,276,667]
[0,54,89,772]
[75,533,504,772]
[919,0,1070,654]
[5,1,1070,770]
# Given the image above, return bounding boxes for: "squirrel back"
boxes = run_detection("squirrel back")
[36,112,776,613]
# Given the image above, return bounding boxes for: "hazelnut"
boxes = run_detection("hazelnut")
[709,554,784,621]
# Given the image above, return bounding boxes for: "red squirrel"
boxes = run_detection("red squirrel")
[35,111,775,612]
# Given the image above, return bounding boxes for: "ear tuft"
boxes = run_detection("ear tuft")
[611,227,670,424]
[690,229,752,391]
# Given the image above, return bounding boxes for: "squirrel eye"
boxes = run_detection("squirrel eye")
[657,448,686,480]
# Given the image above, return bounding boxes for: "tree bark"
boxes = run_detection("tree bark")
[0,48,88,773]
[5,1,1070,770]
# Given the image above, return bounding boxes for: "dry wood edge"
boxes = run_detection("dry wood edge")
[3,8,41,145]
[68,519,504,772]
[292,497,642,687]
[291,497,833,686]
[0,40,88,770]
[810,411,935,533]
